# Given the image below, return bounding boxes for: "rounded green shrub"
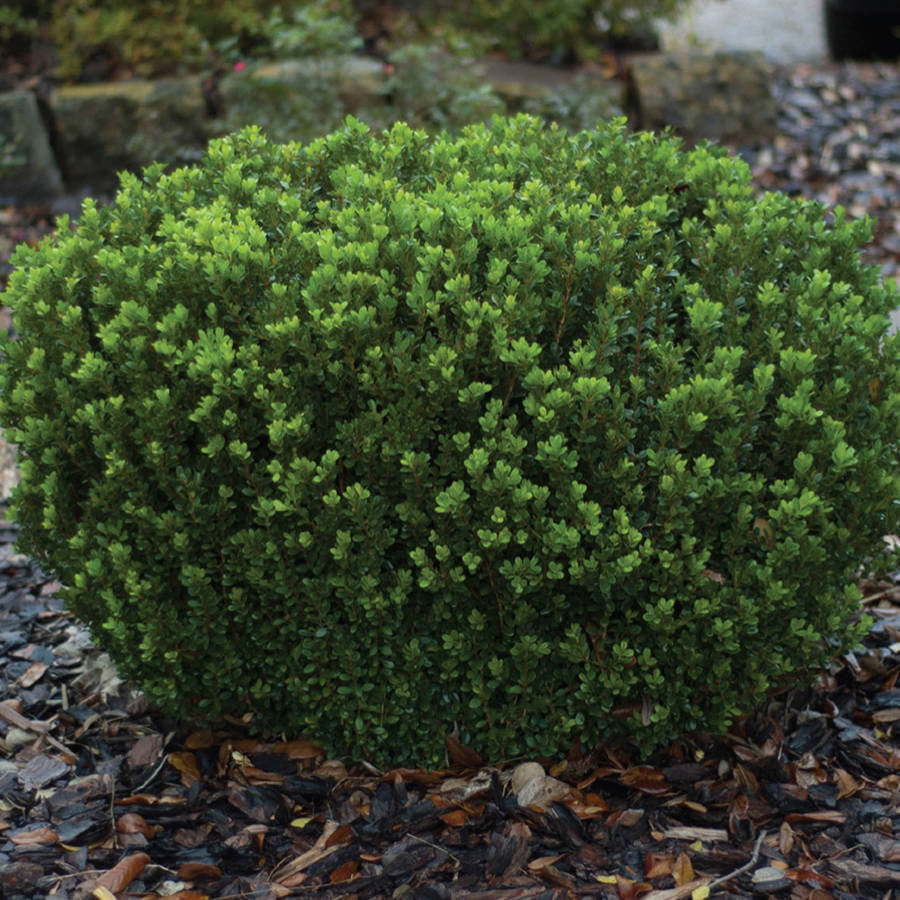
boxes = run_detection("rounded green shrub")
[2,116,898,766]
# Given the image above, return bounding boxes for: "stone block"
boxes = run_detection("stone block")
[0,90,63,204]
[50,78,209,192]
[483,58,625,122]
[221,56,386,114]
[630,51,778,145]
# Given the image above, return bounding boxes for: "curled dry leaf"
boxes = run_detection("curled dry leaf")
[528,853,565,871]
[620,766,671,794]
[644,852,675,879]
[439,809,469,827]
[328,859,359,884]
[272,739,326,761]
[95,851,151,893]
[18,660,47,688]
[641,877,714,900]
[314,759,348,780]
[116,813,156,838]
[167,751,202,783]
[183,729,217,750]
[610,808,644,828]
[445,733,485,768]
[10,826,58,845]
[673,851,695,886]
[176,862,222,880]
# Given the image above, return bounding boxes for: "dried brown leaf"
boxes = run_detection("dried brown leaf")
[184,729,217,749]
[167,750,202,783]
[672,851,694,886]
[329,859,359,884]
[778,821,795,856]
[95,851,150,893]
[315,759,348,780]
[177,862,223,880]
[272,739,326,760]
[833,767,860,800]
[610,808,644,828]
[528,853,565,871]
[786,868,835,889]
[116,813,156,838]
[644,852,674,879]
[325,823,354,847]
[18,660,47,688]
[445,733,485,768]
[620,766,671,795]
[439,808,469,826]
[10,826,58,845]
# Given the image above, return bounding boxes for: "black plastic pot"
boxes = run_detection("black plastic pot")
[824,0,900,60]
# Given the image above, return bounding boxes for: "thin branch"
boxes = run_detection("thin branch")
[860,586,900,605]
[708,829,768,891]
[406,832,461,866]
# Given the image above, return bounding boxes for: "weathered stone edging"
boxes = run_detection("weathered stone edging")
[0,51,777,204]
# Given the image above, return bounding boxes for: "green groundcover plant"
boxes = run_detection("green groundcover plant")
[1,116,898,766]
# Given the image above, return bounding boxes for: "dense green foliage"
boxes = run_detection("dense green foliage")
[419,0,685,59]
[4,0,687,81]
[47,1,208,79]
[4,0,307,80]
[2,116,898,765]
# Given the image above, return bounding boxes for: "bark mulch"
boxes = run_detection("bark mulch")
[1,510,899,900]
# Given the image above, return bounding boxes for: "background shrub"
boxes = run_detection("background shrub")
[358,41,506,134]
[4,0,688,82]
[6,0,292,81]
[1,116,898,766]
[217,29,505,145]
[402,0,680,60]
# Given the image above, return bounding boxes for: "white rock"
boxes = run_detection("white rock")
[516,774,570,810]
[2,727,38,753]
[509,761,545,795]
[751,866,792,894]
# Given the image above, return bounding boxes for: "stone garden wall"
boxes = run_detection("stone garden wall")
[0,50,777,204]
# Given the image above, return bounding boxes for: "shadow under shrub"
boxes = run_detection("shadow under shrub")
[1,116,898,766]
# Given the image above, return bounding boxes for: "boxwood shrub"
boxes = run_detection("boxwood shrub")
[1,116,898,766]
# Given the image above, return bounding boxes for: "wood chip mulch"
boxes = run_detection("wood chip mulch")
[1,512,899,900]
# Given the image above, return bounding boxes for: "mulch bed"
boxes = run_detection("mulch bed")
[1,513,899,899]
